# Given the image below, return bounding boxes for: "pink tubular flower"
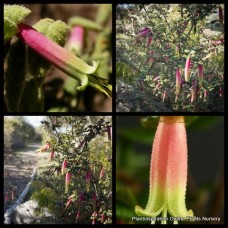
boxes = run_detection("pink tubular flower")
[61,159,67,175]
[162,91,167,102]
[65,197,73,210]
[184,56,191,81]
[219,87,223,97]
[86,170,92,192]
[68,26,84,55]
[147,36,153,48]
[65,172,72,193]
[191,90,196,104]
[198,64,203,87]
[4,192,9,203]
[17,23,99,91]
[219,7,223,24]
[136,28,151,38]
[175,69,181,95]
[107,126,112,140]
[99,167,105,179]
[135,116,193,224]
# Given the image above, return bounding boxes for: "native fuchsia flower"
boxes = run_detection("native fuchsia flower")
[175,69,181,95]
[136,28,151,38]
[185,56,191,81]
[17,23,99,91]
[86,170,92,192]
[68,26,84,55]
[135,116,193,224]
[219,6,223,24]
[198,64,203,87]
[61,158,67,175]
[65,172,72,193]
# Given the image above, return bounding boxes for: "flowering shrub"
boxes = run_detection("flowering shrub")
[31,116,112,224]
[116,4,224,112]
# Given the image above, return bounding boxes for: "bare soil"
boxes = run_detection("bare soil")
[4,143,50,212]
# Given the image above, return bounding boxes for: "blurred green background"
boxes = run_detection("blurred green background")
[116,116,224,224]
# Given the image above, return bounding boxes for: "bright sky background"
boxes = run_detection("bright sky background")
[5,116,45,128]
[24,116,45,128]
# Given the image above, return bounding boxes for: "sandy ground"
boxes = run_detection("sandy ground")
[4,143,50,212]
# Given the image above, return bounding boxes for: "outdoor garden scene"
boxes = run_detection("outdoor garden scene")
[4,116,112,224]
[116,4,224,112]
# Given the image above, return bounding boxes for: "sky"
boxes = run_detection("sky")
[5,116,45,128]
[24,116,45,128]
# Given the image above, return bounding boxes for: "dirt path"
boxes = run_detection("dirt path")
[4,143,49,212]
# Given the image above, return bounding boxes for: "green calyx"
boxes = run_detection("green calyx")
[4,5,31,42]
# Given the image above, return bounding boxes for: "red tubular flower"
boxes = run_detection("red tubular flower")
[86,170,92,192]
[99,167,105,179]
[17,23,99,91]
[4,192,9,203]
[65,172,72,193]
[162,91,167,102]
[68,26,84,55]
[175,69,181,95]
[107,126,112,140]
[219,7,223,24]
[135,116,193,224]
[65,197,73,210]
[147,36,153,48]
[198,64,203,87]
[61,158,67,175]
[184,56,191,81]
[136,28,151,37]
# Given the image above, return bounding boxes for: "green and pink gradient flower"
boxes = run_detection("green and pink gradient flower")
[65,172,72,193]
[135,116,193,224]
[17,23,99,91]
[68,26,84,55]
[198,64,203,87]
[184,56,191,81]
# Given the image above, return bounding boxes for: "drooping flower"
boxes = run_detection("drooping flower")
[99,167,105,179]
[68,26,84,55]
[175,69,181,95]
[162,91,167,102]
[17,23,100,91]
[65,172,72,193]
[184,56,191,81]
[135,116,193,224]
[76,210,80,221]
[61,158,67,175]
[219,6,223,24]
[147,36,153,48]
[219,87,223,97]
[198,64,203,87]
[107,126,112,140]
[4,192,9,203]
[204,89,208,102]
[136,27,152,38]
[86,170,92,192]
[65,197,73,210]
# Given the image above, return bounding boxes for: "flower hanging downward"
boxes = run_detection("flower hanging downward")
[175,69,181,95]
[65,172,72,193]
[135,116,193,224]
[198,64,203,87]
[184,56,191,81]
[17,23,100,91]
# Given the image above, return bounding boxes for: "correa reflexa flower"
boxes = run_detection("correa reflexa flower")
[65,172,72,193]
[175,69,181,95]
[162,91,167,102]
[184,56,191,81]
[135,116,193,224]
[17,23,99,91]
[136,27,151,38]
[4,192,9,203]
[219,6,223,24]
[86,170,92,192]
[107,126,112,140]
[68,26,84,55]
[147,36,153,48]
[61,158,67,175]
[99,167,105,179]
[198,64,203,87]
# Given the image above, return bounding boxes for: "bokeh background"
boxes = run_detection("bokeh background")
[116,116,224,224]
